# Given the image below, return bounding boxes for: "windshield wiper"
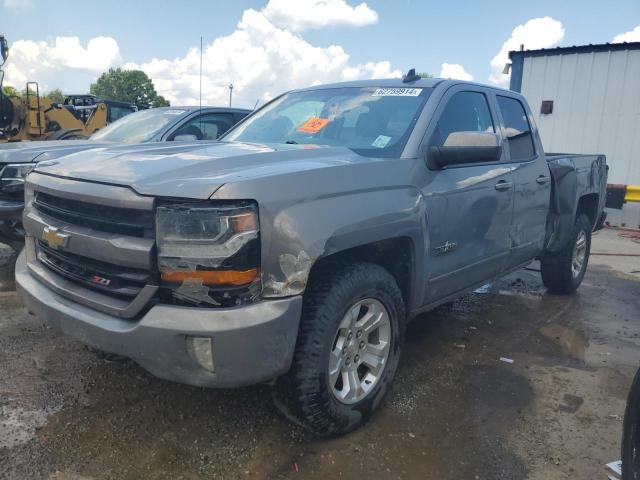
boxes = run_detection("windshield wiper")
[285,140,298,144]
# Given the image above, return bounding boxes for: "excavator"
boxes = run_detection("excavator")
[0,34,136,142]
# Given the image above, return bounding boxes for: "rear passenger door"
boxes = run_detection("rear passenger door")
[496,95,551,267]
[421,88,515,302]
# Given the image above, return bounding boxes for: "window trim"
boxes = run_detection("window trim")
[495,94,537,163]
[422,87,504,170]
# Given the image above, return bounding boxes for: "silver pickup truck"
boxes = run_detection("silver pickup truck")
[15,77,607,435]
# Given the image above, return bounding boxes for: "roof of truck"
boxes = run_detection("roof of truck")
[294,77,446,92]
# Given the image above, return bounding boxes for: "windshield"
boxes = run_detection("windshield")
[90,108,189,143]
[222,86,432,157]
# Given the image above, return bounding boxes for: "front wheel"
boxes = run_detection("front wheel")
[273,262,405,436]
[541,213,592,294]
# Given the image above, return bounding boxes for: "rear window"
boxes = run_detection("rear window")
[497,96,535,161]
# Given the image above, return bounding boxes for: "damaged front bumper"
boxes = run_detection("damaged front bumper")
[16,250,303,388]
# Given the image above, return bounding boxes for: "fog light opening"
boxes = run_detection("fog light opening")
[186,336,215,373]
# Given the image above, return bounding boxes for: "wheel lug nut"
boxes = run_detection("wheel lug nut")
[359,341,365,349]
[346,357,351,365]
[354,355,359,362]
[347,332,353,340]
[356,330,362,338]
[342,346,348,355]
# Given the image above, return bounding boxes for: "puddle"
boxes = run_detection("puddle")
[539,324,589,361]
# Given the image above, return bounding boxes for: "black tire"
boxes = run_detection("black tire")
[623,367,640,480]
[273,262,405,436]
[541,213,592,294]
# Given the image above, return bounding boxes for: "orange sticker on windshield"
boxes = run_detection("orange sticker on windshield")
[297,117,330,134]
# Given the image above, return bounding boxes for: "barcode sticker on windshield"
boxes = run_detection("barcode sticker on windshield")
[372,135,391,148]
[163,110,186,115]
[372,88,422,97]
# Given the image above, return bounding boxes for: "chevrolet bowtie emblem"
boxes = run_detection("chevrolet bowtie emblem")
[42,226,69,249]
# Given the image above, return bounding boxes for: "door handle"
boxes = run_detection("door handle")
[494,181,513,191]
[536,175,550,185]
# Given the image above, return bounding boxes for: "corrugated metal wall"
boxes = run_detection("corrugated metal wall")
[520,48,640,227]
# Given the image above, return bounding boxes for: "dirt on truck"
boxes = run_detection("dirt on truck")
[15,75,607,436]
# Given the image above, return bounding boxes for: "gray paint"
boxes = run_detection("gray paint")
[16,78,607,387]
[16,250,302,387]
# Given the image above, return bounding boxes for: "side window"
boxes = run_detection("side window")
[109,105,135,122]
[170,113,235,140]
[497,96,535,160]
[431,91,495,148]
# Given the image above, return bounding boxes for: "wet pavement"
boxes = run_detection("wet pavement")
[1,228,639,479]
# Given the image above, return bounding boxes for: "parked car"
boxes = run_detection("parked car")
[0,106,250,250]
[15,77,607,435]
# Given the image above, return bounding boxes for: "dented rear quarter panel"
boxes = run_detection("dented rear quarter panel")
[545,154,608,252]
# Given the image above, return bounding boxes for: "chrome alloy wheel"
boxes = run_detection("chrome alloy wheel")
[572,230,587,278]
[328,298,391,404]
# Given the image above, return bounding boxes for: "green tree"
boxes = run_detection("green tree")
[152,95,170,108]
[41,88,65,103]
[2,85,20,98]
[90,68,170,109]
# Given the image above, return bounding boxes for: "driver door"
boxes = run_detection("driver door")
[421,88,514,302]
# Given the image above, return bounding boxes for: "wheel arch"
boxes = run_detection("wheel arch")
[576,193,600,229]
[307,236,417,316]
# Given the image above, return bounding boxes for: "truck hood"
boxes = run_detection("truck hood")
[0,140,118,164]
[33,141,369,199]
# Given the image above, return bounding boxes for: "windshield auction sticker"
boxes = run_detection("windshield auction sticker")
[372,88,422,97]
[298,117,330,134]
[163,110,187,115]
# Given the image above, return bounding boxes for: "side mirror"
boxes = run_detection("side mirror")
[427,132,502,169]
[173,134,198,142]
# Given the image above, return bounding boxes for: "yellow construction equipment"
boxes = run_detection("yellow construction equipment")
[0,34,136,142]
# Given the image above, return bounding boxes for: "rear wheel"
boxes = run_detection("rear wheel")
[541,213,592,294]
[273,262,405,436]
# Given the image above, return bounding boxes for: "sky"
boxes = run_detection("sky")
[1,0,639,108]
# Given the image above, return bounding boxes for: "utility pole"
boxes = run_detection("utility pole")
[228,83,233,107]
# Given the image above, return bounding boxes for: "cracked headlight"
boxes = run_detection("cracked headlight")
[156,202,261,305]
[0,163,35,193]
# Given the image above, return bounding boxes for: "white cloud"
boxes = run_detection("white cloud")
[2,0,32,9]
[439,63,473,81]
[489,17,565,86]
[4,0,398,106]
[262,0,378,31]
[613,25,640,43]
[127,5,399,107]
[4,36,121,92]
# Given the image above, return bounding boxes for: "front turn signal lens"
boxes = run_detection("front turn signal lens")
[161,268,260,286]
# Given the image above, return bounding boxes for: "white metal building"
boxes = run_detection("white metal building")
[509,42,640,227]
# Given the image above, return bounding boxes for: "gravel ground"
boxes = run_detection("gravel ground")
[0,228,639,479]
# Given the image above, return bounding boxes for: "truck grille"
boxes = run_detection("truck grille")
[34,191,154,238]
[37,241,153,299]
